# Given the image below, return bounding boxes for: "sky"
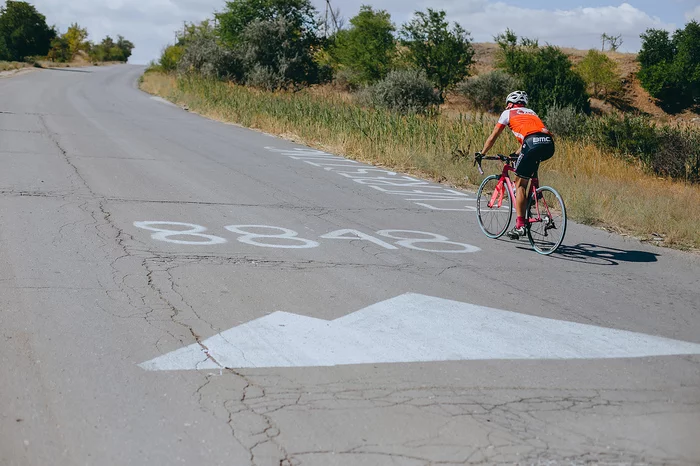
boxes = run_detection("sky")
[26,0,700,64]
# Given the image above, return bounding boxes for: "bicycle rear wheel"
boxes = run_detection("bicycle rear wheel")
[526,186,567,255]
[476,175,513,239]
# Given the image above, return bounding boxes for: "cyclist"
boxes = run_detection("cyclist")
[478,90,554,239]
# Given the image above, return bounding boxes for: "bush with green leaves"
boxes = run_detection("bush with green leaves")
[358,69,439,114]
[495,29,590,116]
[89,35,134,62]
[544,105,589,139]
[400,9,473,100]
[654,125,700,181]
[456,71,520,113]
[178,31,240,80]
[47,36,71,62]
[236,17,321,89]
[588,114,659,160]
[637,21,700,113]
[244,64,285,91]
[158,44,184,72]
[576,49,622,99]
[331,68,362,91]
[329,6,396,85]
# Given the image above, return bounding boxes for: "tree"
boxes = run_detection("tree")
[400,9,473,100]
[601,33,623,52]
[237,17,320,88]
[176,20,216,46]
[64,23,88,58]
[215,0,317,48]
[88,35,134,62]
[495,29,590,115]
[329,6,396,84]
[158,44,184,71]
[47,36,71,62]
[638,21,700,112]
[89,36,112,61]
[115,35,135,61]
[0,1,55,61]
[177,22,240,79]
[576,50,622,98]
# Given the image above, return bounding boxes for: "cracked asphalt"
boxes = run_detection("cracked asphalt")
[0,65,698,466]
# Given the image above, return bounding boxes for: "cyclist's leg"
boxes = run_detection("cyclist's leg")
[513,147,538,232]
[514,176,529,224]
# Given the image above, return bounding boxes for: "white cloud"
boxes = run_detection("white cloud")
[686,6,700,21]
[28,0,676,64]
[430,1,675,53]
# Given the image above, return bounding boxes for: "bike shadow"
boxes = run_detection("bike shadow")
[516,242,660,265]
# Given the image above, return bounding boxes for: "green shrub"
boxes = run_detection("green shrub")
[495,30,590,116]
[89,35,134,63]
[582,113,700,182]
[655,126,700,182]
[576,50,622,99]
[588,114,660,161]
[159,44,184,72]
[544,105,588,139]
[358,69,440,114]
[178,34,240,79]
[456,71,520,113]
[332,68,362,91]
[245,64,284,91]
[235,17,320,89]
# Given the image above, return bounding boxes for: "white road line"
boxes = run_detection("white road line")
[266,147,474,211]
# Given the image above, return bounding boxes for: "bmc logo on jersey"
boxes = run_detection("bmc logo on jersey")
[532,136,552,144]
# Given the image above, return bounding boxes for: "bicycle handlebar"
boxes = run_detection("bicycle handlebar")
[473,152,518,175]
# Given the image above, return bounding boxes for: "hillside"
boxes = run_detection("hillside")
[469,43,699,125]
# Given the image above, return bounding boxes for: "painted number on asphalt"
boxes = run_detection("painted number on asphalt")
[133,222,480,254]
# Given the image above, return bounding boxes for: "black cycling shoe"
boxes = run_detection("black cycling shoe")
[507,226,527,239]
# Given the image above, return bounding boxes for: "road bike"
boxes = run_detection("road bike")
[473,152,567,255]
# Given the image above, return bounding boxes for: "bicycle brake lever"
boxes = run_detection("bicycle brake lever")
[473,152,484,175]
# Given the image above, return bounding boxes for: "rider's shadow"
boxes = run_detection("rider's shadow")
[531,243,661,266]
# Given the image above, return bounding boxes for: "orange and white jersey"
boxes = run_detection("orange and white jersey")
[496,107,549,144]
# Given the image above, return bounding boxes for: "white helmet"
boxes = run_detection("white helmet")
[506,90,528,106]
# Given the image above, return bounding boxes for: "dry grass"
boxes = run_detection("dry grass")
[141,72,700,250]
[0,61,29,71]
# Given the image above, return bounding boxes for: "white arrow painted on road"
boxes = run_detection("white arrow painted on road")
[139,293,700,371]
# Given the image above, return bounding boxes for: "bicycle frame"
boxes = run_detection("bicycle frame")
[485,158,550,226]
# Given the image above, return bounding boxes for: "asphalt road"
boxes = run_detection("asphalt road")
[1,65,698,466]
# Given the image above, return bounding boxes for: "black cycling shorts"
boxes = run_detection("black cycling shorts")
[515,133,555,179]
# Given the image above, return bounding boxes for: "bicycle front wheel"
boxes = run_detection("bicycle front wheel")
[476,175,513,239]
[526,186,567,255]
